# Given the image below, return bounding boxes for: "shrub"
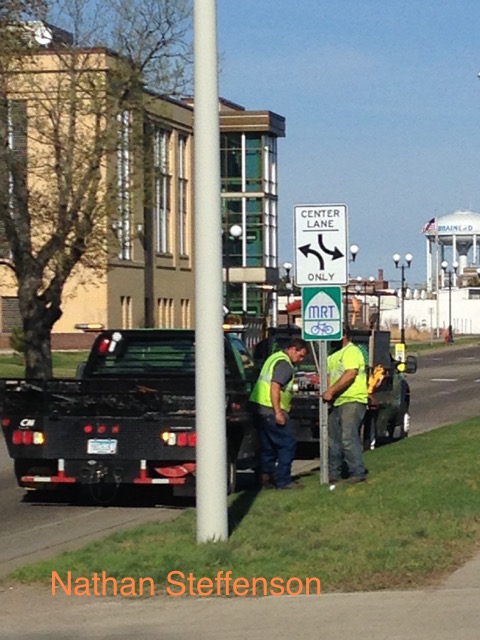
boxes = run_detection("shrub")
[9,326,25,356]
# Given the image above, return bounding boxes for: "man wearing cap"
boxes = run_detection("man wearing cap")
[249,337,308,490]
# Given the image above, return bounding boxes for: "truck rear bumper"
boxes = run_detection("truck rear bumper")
[17,458,195,488]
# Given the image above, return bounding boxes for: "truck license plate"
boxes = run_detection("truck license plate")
[87,439,118,455]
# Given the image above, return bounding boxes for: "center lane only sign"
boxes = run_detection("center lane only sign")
[294,203,348,286]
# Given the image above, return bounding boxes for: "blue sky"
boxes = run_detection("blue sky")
[217,0,480,288]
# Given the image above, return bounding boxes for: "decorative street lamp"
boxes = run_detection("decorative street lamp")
[441,260,458,344]
[393,252,413,346]
[354,275,376,326]
[225,223,242,313]
[344,244,360,325]
[283,261,293,326]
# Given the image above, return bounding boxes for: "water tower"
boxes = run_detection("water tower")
[423,209,480,290]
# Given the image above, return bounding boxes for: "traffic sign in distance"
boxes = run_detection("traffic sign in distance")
[294,204,348,286]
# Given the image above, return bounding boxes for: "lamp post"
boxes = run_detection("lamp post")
[354,275,376,326]
[224,223,242,314]
[393,252,413,346]
[283,261,293,326]
[344,244,360,325]
[441,260,458,343]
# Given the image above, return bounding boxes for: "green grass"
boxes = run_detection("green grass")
[9,419,480,594]
[408,337,480,354]
[0,351,89,378]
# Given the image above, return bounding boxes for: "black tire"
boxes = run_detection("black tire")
[362,413,377,451]
[397,412,410,440]
[387,421,396,439]
[396,379,410,440]
[227,447,237,495]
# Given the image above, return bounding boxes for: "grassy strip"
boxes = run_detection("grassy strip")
[406,336,479,354]
[9,419,480,593]
[0,352,89,378]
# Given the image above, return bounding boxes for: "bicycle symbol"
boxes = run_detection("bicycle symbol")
[310,322,334,336]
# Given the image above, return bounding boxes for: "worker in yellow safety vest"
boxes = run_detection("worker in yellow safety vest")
[249,337,308,490]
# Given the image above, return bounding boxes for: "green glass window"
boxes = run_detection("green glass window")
[245,134,262,192]
[220,133,242,192]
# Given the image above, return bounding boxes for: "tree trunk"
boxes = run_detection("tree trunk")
[23,313,58,379]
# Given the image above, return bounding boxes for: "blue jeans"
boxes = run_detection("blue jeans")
[328,402,367,480]
[254,413,297,488]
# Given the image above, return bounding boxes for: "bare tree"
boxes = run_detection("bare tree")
[0,0,192,378]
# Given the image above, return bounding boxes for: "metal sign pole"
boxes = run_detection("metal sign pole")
[319,341,329,485]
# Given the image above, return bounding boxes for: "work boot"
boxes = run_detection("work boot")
[277,480,304,490]
[260,473,275,490]
[347,476,367,484]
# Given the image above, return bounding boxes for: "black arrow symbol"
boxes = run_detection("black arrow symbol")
[317,234,344,260]
[298,244,325,270]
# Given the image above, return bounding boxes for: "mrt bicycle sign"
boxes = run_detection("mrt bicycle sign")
[301,286,343,341]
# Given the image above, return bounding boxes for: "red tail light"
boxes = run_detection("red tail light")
[177,433,188,447]
[1,417,11,427]
[12,430,44,445]
[84,424,93,434]
[187,433,196,447]
[112,425,120,434]
[97,424,107,434]
[98,338,110,354]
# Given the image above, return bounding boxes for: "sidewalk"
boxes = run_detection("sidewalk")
[1,550,480,640]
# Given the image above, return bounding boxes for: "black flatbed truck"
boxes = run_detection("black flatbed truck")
[0,329,258,498]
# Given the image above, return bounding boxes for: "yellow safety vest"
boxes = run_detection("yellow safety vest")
[249,351,294,411]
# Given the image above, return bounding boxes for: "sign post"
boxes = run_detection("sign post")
[294,202,349,487]
[302,286,343,485]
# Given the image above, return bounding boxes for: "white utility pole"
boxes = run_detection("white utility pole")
[194,0,228,542]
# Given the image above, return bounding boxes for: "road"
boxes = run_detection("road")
[0,342,479,577]
[0,444,184,577]
[408,344,480,435]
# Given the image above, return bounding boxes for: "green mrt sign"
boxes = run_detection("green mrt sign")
[301,286,343,341]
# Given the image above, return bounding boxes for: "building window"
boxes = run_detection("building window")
[158,297,174,327]
[220,133,242,192]
[0,100,27,258]
[154,127,171,254]
[263,135,277,195]
[117,111,131,260]
[245,197,263,267]
[0,296,21,333]
[264,197,277,268]
[120,296,132,328]
[178,135,188,256]
[245,134,262,193]
[180,298,191,328]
